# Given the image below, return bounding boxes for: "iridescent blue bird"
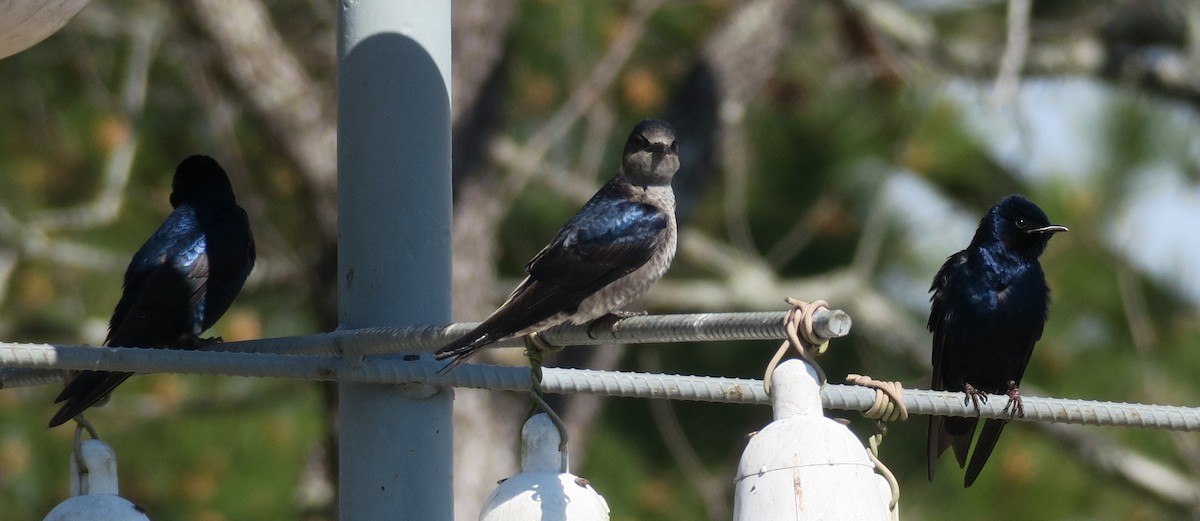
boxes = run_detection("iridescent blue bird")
[435,119,679,372]
[927,194,1066,486]
[49,155,256,428]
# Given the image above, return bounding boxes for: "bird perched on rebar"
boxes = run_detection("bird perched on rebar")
[48,155,256,428]
[927,194,1066,487]
[435,118,679,373]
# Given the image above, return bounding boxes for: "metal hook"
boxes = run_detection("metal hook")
[72,414,99,476]
[527,391,571,473]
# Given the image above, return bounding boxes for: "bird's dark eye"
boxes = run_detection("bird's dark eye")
[635,135,650,148]
[1015,218,1029,229]
[669,140,678,153]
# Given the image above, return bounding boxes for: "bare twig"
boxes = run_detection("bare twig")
[32,14,163,232]
[562,343,625,468]
[865,3,1200,106]
[4,5,164,276]
[640,350,730,521]
[0,207,126,271]
[849,188,890,277]
[989,0,1032,109]
[1040,421,1200,512]
[1186,1,1200,86]
[576,104,617,183]
[1117,265,1158,359]
[494,0,664,194]
[765,195,841,270]
[452,0,519,120]
[702,0,801,256]
[721,124,758,254]
[186,0,338,237]
[1117,265,1200,475]
[176,45,305,289]
[0,250,17,310]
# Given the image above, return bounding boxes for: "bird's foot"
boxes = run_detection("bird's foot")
[186,335,223,348]
[586,310,646,339]
[1003,380,1024,419]
[962,383,988,415]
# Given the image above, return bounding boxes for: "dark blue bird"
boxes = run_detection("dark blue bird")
[435,119,679,372]
[49,155,256,428]
[926,194,1066,486]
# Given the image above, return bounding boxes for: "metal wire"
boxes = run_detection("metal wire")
[2,341,1197,431]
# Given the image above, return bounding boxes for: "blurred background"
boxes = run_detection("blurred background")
[1,0,1199,519]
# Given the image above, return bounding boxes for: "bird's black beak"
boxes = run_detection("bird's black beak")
[1027,224,1068,234]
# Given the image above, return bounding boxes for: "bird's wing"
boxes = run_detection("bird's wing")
[50,210,209,428]
[55,258,205,422]
[1008,266,1049,387]
[435,193,669,369]
[527,198,669,287]
[190,206,255,331]
[927,250,969,480]
[927,250,967,387]
[496,193,669,324]
[108,218,210,347]
[108,251,209,346]
[108,207,209,345]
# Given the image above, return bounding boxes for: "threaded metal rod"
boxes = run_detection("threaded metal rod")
[0,368,63,389]
[2,342,1197,431]
[0,309,848,384]
[209,309,852,356]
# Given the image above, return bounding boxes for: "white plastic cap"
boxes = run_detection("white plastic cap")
[733,360,890,521]
[478,414,610,521]
[44,439,150,521]
[43,495,150,521]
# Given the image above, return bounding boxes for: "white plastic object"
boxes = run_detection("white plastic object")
[478,413,610,521]
[733,360,893,521]
[43,439,150,521]
[0,0,93,59]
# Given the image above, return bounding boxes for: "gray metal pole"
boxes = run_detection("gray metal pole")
[337,1,453,519]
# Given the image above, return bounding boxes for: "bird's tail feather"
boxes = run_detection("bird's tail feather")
[434,280,575,373]
[943,416,977,466]
[927,415,945,480]
[434,330,504,375]
[48,371,134,428]
[963,418,1007,487]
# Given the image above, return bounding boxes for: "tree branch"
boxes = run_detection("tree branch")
[186,0,338,237]
[989,0,1031,108]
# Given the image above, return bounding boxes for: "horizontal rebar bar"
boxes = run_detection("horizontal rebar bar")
[0,368,63,389]
[0,309,848,386]
[208,309,852,357]
[1,341,1196,431]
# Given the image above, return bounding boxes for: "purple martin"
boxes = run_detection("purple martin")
[435,119,679,372]
[927,194,1066,487]
[49,155,255,428]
